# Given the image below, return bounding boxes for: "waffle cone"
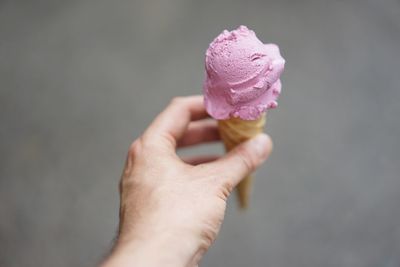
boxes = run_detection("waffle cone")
[217,113,266,208]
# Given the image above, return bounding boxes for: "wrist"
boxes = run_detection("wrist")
[103,228,203,267]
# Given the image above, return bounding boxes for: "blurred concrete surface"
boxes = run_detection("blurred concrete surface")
[1,0,400,266]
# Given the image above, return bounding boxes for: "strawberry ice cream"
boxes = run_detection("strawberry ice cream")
[203,25,285,120]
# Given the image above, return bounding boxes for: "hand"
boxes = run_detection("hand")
[101,96,272,267]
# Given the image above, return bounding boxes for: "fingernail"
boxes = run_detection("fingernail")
[249,133,270,158]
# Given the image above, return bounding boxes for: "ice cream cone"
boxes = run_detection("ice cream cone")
[203,26,285,209]
[218,113,266,208]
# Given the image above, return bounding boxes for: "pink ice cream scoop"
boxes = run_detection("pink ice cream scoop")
[203,25,285,120]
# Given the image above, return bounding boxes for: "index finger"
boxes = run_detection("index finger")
[143,95,209,147]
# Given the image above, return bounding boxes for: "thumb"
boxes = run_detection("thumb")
[208,133,273,189]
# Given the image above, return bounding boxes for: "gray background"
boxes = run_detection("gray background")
[1,0,400,266]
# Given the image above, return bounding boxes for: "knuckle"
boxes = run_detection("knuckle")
[200,223,218,249]
[128,139,142,158]
[204,172,234,201]
[170,96,185,105]
[124,139,143,178]
[201,231,216,249]
[218,180,234,200]
[223,179,234,193]
[236,145,257,172]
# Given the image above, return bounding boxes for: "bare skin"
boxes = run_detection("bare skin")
[101,95,272,267]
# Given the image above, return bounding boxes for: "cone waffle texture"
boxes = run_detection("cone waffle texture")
[217,113,266,208]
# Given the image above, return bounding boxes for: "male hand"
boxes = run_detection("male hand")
[102,95,272,267]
